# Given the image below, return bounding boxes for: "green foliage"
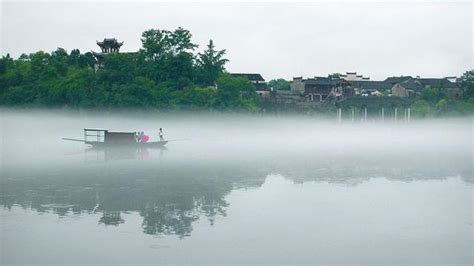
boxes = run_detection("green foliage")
[268,78,289,91]
[179,87,217,109]
[196,40,228,86]
[408,73,474,116]
[434,97,474,116]
[0,27,260,111]
[421,86,446,104]
[411,100,434,117]
[460,70,474,99]
[139,27,198,89]
[1,26,472,116]
[215,73,259,112]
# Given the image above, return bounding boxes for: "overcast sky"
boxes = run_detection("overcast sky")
[1,0,472,80]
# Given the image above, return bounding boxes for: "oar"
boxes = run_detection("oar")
[165,138,190,142]
[62,138,86,142]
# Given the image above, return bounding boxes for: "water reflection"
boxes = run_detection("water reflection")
[1,144,471,239]
[85,146,167,161]
[1,150,266,238]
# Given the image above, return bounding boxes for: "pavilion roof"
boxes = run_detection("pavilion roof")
[97,38,124,48]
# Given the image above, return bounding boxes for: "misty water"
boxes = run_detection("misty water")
[0,110,472,265]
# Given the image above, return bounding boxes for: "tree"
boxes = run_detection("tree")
[109,77,156,108]
[169,27,198,54]
[411,100,433,118]
[140,29,168,61]
[196,40,228,86]
[214,73,259,111]
[460,70,474,99]
[140,27,198,88]
[179,87,217,109]
[78,52,96,69]
[140,27,197,59]
[268,79,290,91]
[421,86,446,104]
[97,53,138,85]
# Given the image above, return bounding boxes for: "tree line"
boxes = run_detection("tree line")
[0,27,473,116]
[0,27,260,111]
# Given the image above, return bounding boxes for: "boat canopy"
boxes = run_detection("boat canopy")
[84,128,108,143]
[84,128,135,144]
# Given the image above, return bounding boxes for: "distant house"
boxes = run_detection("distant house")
[444,76,458,83]
[230,73,270,98]
[388,76,461,98]
[290,76,351,102]
[391,79,424,97]
[274,89,302,104]
[340,72,370,81]
[417,78,461,98]
[350,81,393,96]
[384,76,413,85]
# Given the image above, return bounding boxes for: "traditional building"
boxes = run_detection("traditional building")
[339,72,370,81]
[273,90,302,104]
[388,76,461,98]
[444,76,459,83]
[419,78,462,98]
[92,38,124,70]
[350,80,393,96]
[391,79,424,97]
[384,76,413,85]
[290,76,352,102]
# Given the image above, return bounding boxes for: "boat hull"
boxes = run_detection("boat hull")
[85,141,168,149]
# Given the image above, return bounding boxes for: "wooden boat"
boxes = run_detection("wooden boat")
[63,128,168,148]
[87,140,168,148]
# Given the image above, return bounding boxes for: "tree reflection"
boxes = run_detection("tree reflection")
[0,148,470,238]
[0,157,267,238]
[99,211,125,226]
[141,206,198,238]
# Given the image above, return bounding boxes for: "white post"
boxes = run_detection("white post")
[404,108,407,122]
[382,108,385,123]
[408,108,411,123]
[395,108,398,121]
[351,108,354,122]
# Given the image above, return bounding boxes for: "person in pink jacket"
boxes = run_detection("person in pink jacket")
[140,133,149,143]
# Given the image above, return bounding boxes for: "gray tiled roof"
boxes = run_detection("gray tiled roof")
[384,76,413,84]
[231,73,265,82]
[417,78,458,88]
[398,79,424,91]
[304,77,339,86]
[97,38,123,48]
[350,81,393,90]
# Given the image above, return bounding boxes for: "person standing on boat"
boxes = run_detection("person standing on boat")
[135,132,140,142]
[159,128,164,141]
[136,131,143,142]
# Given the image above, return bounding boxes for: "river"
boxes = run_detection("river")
[0,110,472,265]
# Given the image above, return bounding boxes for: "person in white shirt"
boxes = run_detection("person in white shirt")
[159,128,164,141]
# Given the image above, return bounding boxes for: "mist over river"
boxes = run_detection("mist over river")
[0,110,472,265]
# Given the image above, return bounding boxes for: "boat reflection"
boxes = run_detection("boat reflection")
[85,146,167,162]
